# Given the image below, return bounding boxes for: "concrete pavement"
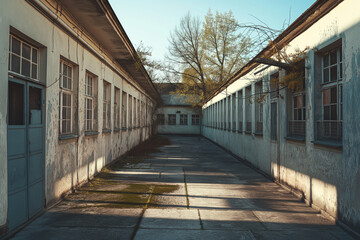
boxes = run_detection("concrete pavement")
[11,135,354,240]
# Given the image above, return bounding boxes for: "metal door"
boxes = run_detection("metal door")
[7,78,44,230]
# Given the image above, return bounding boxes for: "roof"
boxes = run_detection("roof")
[155,83,192,106]
[207,0,343,103]
[31,0,160,102]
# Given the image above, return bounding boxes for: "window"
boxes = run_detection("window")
[137,99,140,127]
[232,94,236,131]
[128,95,132,128]
[238,90,243,132]
[245,86,252,133]
[122,91,127,129]
[85,72,97,132]
[288,93,306,137]
[317,46,342,141]
[192,114,200,125]
[255,81,263,134]
[271,102,278,140]
[141,101,145,127]
[59,60,74,135]
[157,114,165,125]
[9,35,39,80]
[114,87,120,129]
[168,114,176,125]
[102,81,111,130]
[133,97,137,128]
[227,96,231,130]
[180,114,188,125]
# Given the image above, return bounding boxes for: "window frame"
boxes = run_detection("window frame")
[102,80,111,130]
[168,114,176,125]
[9,34,39,81]
[59,60,74,135]
[192,114,200,125]
[180,114,188,125]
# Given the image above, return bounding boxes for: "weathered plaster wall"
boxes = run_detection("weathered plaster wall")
[156,107,201,135]
[202,0,360,233]
[0,0,157,229]
[0,3,10,228]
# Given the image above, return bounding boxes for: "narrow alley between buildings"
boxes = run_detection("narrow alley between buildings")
[10,135,353,240]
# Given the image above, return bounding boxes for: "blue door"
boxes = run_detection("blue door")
[7,78,44,230]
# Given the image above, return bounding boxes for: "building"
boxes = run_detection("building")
[202,0,360,235]
[0,0,159,234]
[155,83,201,135]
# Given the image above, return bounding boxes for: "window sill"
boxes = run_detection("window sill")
[114,128,121,132]
[102,129,112,134]
[285,136,305,142]
[232,130,236,133]
[312,140,342,149]
[245,131,252,135]
[254,132,263,137]
[121,127,127,131]
[59,134,79,141]
[237,130,243,134]
[85,131,99,137]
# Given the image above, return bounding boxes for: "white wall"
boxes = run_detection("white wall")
[157,107,201,135]
[0,0,156,230]
[202,0,360,233]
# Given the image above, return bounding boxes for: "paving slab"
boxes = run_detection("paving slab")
[10,135,354,240]
[134,229,255,240]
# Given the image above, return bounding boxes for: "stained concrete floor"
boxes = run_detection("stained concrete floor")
[11,135,354,240]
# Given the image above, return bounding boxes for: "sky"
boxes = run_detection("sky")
[109,0,316,61]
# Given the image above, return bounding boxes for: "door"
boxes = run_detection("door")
[7,78,44,230]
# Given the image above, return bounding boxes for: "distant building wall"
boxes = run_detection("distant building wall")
[157,106,201,135]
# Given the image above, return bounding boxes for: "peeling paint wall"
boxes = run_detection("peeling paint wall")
[0,0,157,232]
[0,3,9,228]
[202,0,360,234]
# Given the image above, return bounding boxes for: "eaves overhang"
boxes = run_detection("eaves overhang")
[30,0,160,103]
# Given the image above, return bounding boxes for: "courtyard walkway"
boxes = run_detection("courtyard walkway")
[11,136,353,240]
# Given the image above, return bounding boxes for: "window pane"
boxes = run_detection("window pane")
[331,105,337,120]
[330,87,337,104]
[323,89,330,105]
[21,59,31,77]
[330,51,337,65]
[31,64,37,79]
[22,43,31,60]
[32,48,38,63]
[324,106,330,120]
[29,86,42,125]
[12,37,21,55]
[323,54,329,67]
[11,54,20,73]
[323,68,329,83]
[8,81,24,125]
[330,66,337,82]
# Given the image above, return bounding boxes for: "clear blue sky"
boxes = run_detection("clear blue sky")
[109,0,316,61]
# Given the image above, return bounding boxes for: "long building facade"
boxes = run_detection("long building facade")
[0,0,159,234]
[202,0,360,235]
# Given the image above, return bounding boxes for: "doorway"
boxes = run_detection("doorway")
[7,78,45,230]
